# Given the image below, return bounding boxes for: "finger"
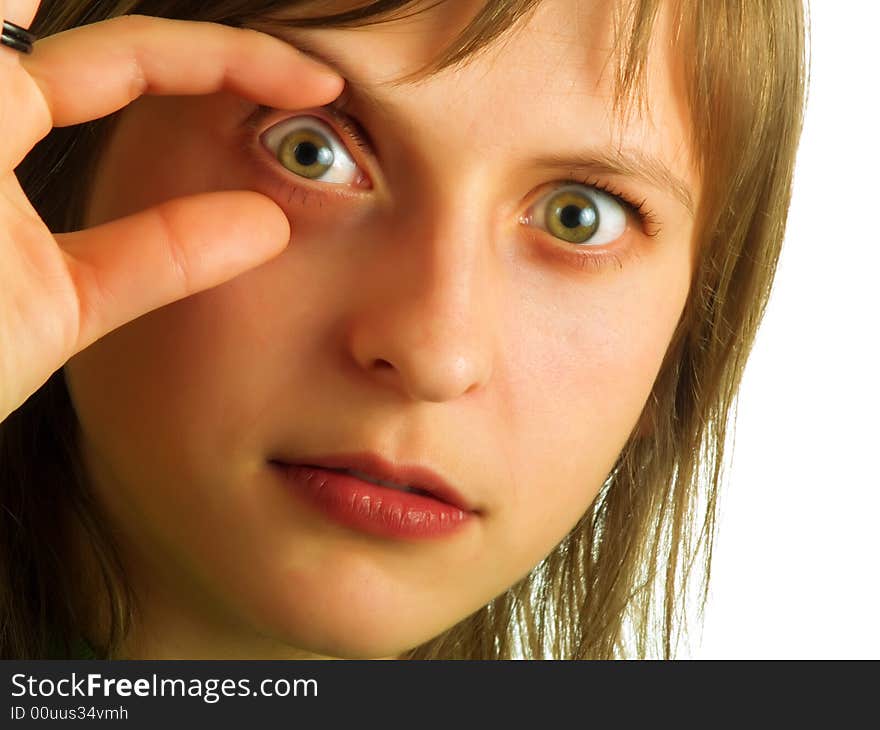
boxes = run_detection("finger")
[3,0,39,27]
[25,14,344,125]
[55,190,290,355]
[6,14,344,170]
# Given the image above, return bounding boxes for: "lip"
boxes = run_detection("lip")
[272,463,475,540]
[271,451,478,513]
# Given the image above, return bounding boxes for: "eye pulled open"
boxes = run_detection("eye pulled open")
[260,115,370,188]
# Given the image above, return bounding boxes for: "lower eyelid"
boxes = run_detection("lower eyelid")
[519,212,642,274]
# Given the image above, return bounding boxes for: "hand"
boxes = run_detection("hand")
[0,0,344,421]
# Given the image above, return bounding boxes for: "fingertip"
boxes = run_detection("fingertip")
[295,50,346,89]
[240,24,346,105]
[171,190,293,266]
[284,57,347,108]
[314,69,347,101]
[233,190,292,254]
[257,189,292,238]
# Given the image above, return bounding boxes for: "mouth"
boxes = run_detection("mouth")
[270,458,478,540]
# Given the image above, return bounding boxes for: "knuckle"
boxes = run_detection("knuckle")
[153,202,194,294]
[105,15,153,98]
[110,14,156,33]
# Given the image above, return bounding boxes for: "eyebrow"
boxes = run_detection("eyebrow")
[533,149,695,216]
[255,24,696,217]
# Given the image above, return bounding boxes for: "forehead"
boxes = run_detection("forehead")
[252,0,698,211]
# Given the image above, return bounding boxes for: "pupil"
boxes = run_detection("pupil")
[560,204,583,229]
[295,142,319,166]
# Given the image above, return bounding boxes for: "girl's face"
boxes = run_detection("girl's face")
[64,0,699,658]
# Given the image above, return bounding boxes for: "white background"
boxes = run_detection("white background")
[685,1,880,658]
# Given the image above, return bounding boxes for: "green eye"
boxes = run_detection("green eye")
[545,190,600,243]
[533,185,627,246]
[261,116,360,185]
[278,128,336,180]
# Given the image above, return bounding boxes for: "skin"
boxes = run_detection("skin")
[64,0,700,659]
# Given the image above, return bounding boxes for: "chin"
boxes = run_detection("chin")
[270,620,429,660]
[251,595,455,660]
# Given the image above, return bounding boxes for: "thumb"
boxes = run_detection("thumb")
[56,190,290,354]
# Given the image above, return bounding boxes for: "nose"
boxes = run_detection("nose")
[344,196,497,403]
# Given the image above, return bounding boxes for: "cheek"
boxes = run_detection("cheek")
[63,300,244,489]
[490,247,689,549]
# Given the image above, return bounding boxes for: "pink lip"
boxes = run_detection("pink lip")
[271,451,477,513]
[272,463,475,540]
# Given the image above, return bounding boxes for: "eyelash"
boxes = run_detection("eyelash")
[244,105,661,274]
[333,113,372,155]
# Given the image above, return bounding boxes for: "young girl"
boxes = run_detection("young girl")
[0,0,807,659]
